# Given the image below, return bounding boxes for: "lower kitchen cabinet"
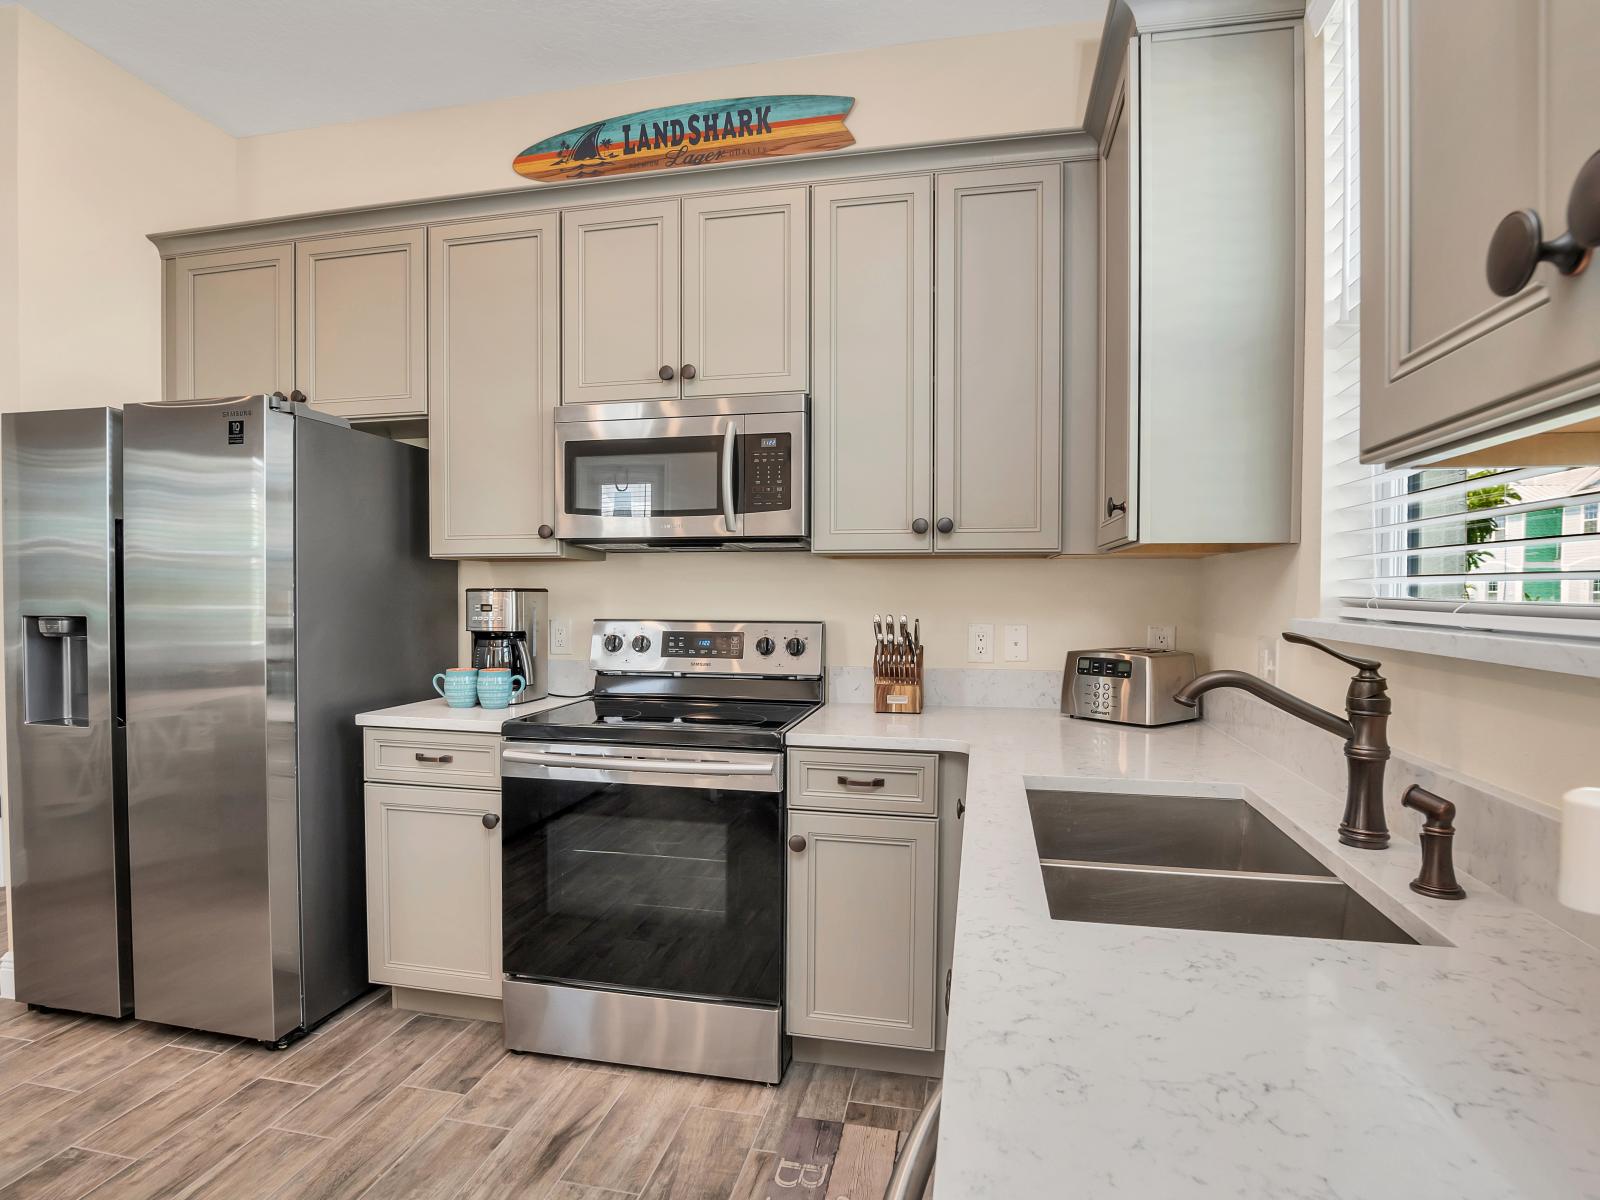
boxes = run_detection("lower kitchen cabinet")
[364,782,502,999]
[786,809,939,1050]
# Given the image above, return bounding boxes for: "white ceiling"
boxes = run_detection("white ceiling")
[26,0,1106,136]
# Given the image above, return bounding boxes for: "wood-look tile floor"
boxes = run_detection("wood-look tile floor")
[0,988,933,1200]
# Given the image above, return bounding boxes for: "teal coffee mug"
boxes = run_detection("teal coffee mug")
[477,669,526,710]
[433,667,479,708]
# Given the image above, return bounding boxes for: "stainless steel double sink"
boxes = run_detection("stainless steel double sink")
[1028,790,1418,945]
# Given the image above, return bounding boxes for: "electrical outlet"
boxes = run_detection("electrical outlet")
[968,623,994,663]
[1257,636,1279,684]
[1147,624,1177,651]
[549,618,571,656]
[1003,624,1029,662]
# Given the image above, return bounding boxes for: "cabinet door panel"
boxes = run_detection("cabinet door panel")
[365,784,500,998]
[429,212,565,557]
[295,229,427,420]
[786,811,937,1049]
[1360,0,1600,461]
[562,200,681,404]
[1097,70,1137,548]
[934,166,1063,553]
[168,244,293,400]
[811,177,934,553]
[682,187,808,396]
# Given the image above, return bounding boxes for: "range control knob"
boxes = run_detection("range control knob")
[785,637,807,657]
[756,637,776,656]
[632,634,652,653]
[602,633,624,653]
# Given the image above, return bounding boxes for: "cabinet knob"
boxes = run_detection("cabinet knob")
[537,524,554,540]
[936,517,954,535]
[788,834,807,852]
[1486,209,1587,297]
[1566,149,1600,251]
[289,389,308,405]
[680,363,697,380]
[658,364,675,381]
[911,518,929,535]
[482,813,500,830]
[1106,497,1128,518]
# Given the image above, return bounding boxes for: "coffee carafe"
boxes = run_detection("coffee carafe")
[466,588,547,702]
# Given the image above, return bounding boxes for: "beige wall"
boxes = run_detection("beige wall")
[1193,24,1600,810]
[232,23,1101,219]
[7,6,236,413]
[464,554,1202,675]
[0,9,18,415]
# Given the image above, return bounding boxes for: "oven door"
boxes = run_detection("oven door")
[555,412,741,542]
[500,742,784,1007]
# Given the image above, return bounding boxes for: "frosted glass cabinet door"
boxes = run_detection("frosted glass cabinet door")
[166,244,294,401]
[365,784,501,998]
[786,810,938,1049]
[295,228,427,421]
[810,176,934,553]
[1359,0,1600,462]
[562,200,682,404]
[428,212,568,558]
[681,187,809,397]
[933,165,1064,553]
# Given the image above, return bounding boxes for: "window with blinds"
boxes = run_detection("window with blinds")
[1320,0,1600,636]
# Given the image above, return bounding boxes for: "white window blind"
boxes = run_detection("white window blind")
[1319,0,1600,637]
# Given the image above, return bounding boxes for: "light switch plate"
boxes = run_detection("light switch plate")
[968,623,994,663]
[1003,624,1028,661]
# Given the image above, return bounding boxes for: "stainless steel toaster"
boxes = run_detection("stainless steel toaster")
[1062,648,1200,726]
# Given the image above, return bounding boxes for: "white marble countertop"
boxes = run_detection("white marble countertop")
[789,705,1600,1199]
[354,694,577,733]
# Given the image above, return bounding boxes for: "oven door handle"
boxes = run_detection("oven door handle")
[721,422,737,534]
[502,748,776,777]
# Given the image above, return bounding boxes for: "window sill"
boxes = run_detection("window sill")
[1290,616,1600,681]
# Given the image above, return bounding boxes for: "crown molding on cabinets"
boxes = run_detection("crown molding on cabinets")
[1082,0,1308,145]
[148,129,1095,259]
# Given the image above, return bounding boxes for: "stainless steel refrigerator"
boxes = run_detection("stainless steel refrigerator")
[3,396,456,1041]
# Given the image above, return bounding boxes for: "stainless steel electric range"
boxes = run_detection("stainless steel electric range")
[498,618,824,1084]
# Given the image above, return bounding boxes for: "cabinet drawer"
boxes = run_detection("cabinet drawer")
[787,749,938,816]
[363,728,500,790]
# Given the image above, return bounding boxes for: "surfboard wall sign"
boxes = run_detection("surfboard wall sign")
[512,95,855,183]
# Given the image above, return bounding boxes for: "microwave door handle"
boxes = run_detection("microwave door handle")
[721,423,737,534]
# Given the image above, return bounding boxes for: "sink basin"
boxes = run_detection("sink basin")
[1028,790,1332,876]
[1027,790,1418,945]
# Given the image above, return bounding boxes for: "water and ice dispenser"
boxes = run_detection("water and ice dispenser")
[24,615,90,726]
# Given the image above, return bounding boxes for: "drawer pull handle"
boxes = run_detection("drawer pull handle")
[415,753,454,764]
[837,775,886,789]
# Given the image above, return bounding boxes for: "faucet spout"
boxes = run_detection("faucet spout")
[1174,670,1352,740]
[1172,634,1394,850]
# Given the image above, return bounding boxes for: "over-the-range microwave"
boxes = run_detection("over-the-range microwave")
[554,394,808,550]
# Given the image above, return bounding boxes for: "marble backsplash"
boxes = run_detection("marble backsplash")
[827,666,1064,709]
[1202,689,1600,951]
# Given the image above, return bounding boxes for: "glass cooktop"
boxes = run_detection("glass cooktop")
[502,696,819,751]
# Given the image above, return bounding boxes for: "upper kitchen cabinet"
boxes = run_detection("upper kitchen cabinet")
[935,164,1063,553]
[1359,0,1600,465]
[1092,12,1302,550]
[165,243,294,401]
[295,228,428,421]
[561,188,808,405]
[562,199,682,405]
[810,176,934,553]
[429,212,591,559]
[812,169,1064,555]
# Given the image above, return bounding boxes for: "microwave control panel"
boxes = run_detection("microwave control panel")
[741,433,791,512]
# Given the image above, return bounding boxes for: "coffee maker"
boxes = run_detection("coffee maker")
[466,588,547,702]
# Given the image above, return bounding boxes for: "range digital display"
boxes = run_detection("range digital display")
[663,631,745,659]
[1077,658,1133,678]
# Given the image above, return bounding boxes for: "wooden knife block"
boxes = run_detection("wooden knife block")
[873,645,924,715]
